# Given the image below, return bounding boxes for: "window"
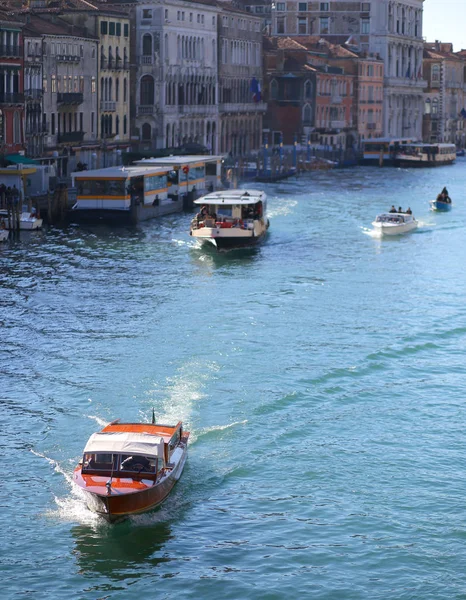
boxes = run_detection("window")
[255,6,263,13]
[142,33,152,56]
[361,18,370,34]
[298,17,307,34]
[79,112,83,131]
[124,23,129,37]
[51,113,55,135]
[43,77,47,93]
[361,2,370,10]
[320,2,329,9]
[124,78,127,102]
[189,13,193,22]
[320,17,329,34]
[431,64,440,83]
[142,9,152,19]
[100,21,108,35]
[276,2,285,10]
[304,79,312,99]
[91,111,94,134]
[91,76,96,93]
[432,98,439,114]
[424,98,431,114]
[271,79,278,99]
[109,22,116,35]
[299,3,307,11]
[51,75,56,93]
[277,16,285,34]
[116,23,121,36]
[123,114,127,135]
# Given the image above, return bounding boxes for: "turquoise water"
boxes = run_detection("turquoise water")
[2,164,466,599]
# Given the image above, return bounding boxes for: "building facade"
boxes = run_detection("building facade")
[23,28,45,157]
[134,0,220,152]
[422,43,465,146]
[0,12,24,157]
[218,5,266,155]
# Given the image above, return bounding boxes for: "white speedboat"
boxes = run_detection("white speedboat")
[372,212,418,236]
[0,209,43,230]
[190,189,269,249]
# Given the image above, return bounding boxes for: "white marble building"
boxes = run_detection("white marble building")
[135,0,220,152]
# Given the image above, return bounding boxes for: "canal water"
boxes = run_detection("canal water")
[2,163,466,599]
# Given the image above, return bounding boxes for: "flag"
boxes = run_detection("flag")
[250,77,262,102]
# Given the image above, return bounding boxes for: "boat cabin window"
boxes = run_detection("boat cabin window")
[167,170,178,185]
[119,454,157,474]
[77,179,126,197]
[376,215,404,223]
[206,163,217,176]
[83,453,117,471]
[216,205,232,217]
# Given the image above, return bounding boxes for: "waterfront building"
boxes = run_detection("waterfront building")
[252,0,425,139]
[0,11,25,158]
[218,4,266,155]
[133,0,220,152]
[58,6,132,167]
[24,15,99,177]
[23,26,45,158]
[422,42,465,146]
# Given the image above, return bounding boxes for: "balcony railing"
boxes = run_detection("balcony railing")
[56,54,81,63]
[139,55,153,65]
[0,44,20,58]
[57,92,83,105]
[24,88,43,100]
[0,92,24,104]
[100,100,116,112]
[26,123,48,135]
[219,102,267,113]
[104,59,129,70]
[330,120,346,129]
[57,131,85,143]
[137,105,155,115]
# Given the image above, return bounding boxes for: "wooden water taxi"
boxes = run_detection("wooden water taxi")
[190,189,269,249]
[74,417,189,522]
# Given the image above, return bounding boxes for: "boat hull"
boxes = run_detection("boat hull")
[191,219,269,250]
[396,158,455,168]
[430,200,452,212]
[372,222,418,236]
[75,445,188,522]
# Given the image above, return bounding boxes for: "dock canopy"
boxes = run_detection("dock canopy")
[83,431,165,458]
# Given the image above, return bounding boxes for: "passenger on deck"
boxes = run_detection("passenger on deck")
[398,206,403,213]
[389,205,397,213]
[406,207,412,214]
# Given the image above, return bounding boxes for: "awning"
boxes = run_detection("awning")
[5,154,37,165]
[83,431,165,458]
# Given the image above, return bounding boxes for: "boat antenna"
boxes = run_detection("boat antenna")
[152,408,156,424]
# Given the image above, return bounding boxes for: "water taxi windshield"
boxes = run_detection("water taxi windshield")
[376,215,405,223]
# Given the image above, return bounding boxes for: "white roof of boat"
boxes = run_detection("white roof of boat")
[135,155,223,166]
[194,189,266,205]
[72,166,169,179]
[83,431,165,457]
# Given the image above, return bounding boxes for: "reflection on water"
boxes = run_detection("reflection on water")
[72,520,172,580]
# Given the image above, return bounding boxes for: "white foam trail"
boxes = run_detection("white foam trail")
[202,419,248,434]
[87,414,109,427]
[268,199,298,218]
[30,448,74,486]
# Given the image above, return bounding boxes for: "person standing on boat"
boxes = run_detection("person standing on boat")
[398,206,403,213]
[389,205,397,213]
[406,207,412,215]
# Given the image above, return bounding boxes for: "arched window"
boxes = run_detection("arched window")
[431,64,440,83]
[142,34,152,56]
[123,114,127,135]
[13,111,20,144]
[116,115,120,135]
[115,78,119,102]
[303,104,312,124]
[304,80,312,100]
[432,98,439,114]
[123,78,127,102]
[141,122,152,140]
[271,79,278,100]
[424,97,431,114]
[140,75,154,105]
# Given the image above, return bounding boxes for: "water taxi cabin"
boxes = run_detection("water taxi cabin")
[362,137,414,163]
[395,143,456,167]
[72,165,171,213]
[135,155,224,193]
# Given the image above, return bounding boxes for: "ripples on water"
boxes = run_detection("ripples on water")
[2,165,466,598]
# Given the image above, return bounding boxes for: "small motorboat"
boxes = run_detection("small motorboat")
[372,212,418,236]
[74,416,189,522]
[190,189,269,249]
[430,198,452,211]
[0,209,43,230]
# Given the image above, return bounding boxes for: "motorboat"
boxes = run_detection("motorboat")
[430,198,452,211]
[395,143,456,168]
[190,189,269,249]
[74,417,189,523]
[372,212,418,236]
[0,209,43,230]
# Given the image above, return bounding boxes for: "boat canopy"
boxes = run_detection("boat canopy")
[83,431,165,458]
[194,190,266,206]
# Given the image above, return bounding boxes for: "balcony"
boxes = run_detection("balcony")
[57,92,83,105]
[178,105,218,115]
[219,102,267,113]
[57,131,85,143]
[56,54,81,63]
[137,105,155,115]
[24,88,43,100]
[26,123,48,135]
[104,58,129,71]
[0,92,24,105]
[139,55,153,65]
[367,123,377,130]
[100,100,116,112]
[0,44,20,58]
[330,120,346,129]
[331,95,342,104]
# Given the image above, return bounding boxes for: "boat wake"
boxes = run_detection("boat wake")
[268,199,298,218]
[196,419,248,442]
[87,414,109,427]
